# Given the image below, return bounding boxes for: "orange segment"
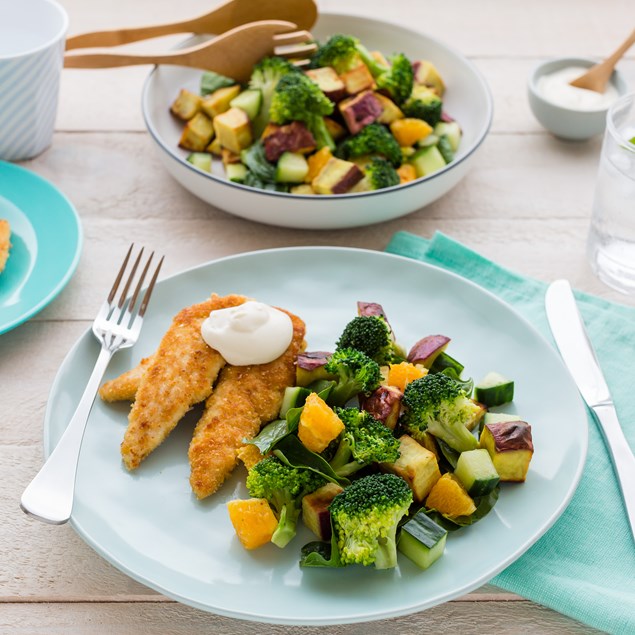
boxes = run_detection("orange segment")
[227,498,278,550]
[298,392,344,453]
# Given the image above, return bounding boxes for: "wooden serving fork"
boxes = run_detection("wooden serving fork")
[63,21,317,82]
[65,0,318,50]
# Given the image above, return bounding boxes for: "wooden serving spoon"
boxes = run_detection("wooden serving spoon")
[569,27,635,93]
[63,21,316,82]
[65,0,317,50]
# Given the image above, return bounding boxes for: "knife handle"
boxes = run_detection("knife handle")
[593,404,635,542]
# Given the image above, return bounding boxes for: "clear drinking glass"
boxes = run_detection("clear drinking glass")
[587,92,635,294]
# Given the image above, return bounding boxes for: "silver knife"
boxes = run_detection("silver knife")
[545,279,635,542]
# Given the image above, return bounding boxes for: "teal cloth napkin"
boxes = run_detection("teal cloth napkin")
[386,231,635,635]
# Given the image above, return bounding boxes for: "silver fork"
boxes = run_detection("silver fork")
[20,245,163,525]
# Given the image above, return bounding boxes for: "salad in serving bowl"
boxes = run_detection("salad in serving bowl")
[171,34,463,196]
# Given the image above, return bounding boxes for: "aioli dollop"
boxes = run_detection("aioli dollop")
[537,66,620,111]
[200,301,293,365]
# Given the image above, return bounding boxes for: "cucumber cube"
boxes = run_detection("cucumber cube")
[225,163,247,183]
[454,448,500,496]
[483,412,521,425]
[230,89,263,121]
[186,152,212,173]
[410,145,446,178]
[398,511,447,570]
[275,152,309,183]
[434,122,461,152]
[475,372,514,407]
[279,386,311,417]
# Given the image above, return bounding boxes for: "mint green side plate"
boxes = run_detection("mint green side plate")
[43,248,587,625]
[0,161,82,334]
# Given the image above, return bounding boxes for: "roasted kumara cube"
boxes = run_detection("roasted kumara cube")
[305,67,347,102]
[201,84,241,119]
[227,498,278,550]
[359,385,403,430]
[296,350,334,385]
[302,482,344,540]
[170,88,202,120]
[263,121,316,162]
[412,60,446,96]
[373,92,404,125]
[324,117,347,141]
[340,63,376,95]
[298,392,344,453]
[290,184,316,195]
[305,147,333,183]
[381,434,441,502]
[479,420,534,482]
[426,473,476,517]
[179,112,214,151]
[221,148,241,166]
[207,136,222,156]
[213,107,252,154]
[339,90,383,135]
[466,400,487,431]
[312,157,364,194]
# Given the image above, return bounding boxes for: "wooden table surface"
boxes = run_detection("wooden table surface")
[3,0,634,632]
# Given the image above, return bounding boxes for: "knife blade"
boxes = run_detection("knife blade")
[545,279,635,542]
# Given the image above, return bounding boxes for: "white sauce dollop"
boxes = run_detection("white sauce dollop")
[537,66,620,111]
[201,301,293,365]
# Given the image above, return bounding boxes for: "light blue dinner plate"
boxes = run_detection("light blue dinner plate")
[0,161,82,334]
[43,248,587,625]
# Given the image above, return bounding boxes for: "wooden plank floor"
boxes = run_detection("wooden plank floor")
[3,0,633,632]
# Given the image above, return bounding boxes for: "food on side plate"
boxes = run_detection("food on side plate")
[170,33,462,195]
[228,301,533,574]
[0,220,11,273]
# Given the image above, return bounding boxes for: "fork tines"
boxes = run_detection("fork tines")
[107,244,163,328]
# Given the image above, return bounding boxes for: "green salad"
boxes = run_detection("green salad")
[170,34,462,195]
[226,302,534,572]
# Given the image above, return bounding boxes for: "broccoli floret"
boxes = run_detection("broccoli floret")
[246,456,326,547]
[336,315,405,364]
[375,53,414,106]
[329,473,412,569]
[336,123,402,167]
[248,56,299,138]
[323,348,382,406]
[401,373,481,452]
[402,88,443,126]
[311,34,387,76]
[329,407,400,477]
[269,73,335,150]
[365,157,400,191]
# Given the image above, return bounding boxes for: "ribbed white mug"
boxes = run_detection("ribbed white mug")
[0,0,68,161]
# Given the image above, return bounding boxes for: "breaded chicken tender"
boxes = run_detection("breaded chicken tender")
[0,220,10,273]
[120,293,248,470]
[188,310,305,499]
[99,354,155,402]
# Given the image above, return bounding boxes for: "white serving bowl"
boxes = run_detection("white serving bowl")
[527,57,629,141]
[142,13,493,229]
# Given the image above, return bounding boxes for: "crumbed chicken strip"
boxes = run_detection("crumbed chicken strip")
[189,310,305,499]
[0,220,10,273]
[99,354,155,402]
[121,293,248,470]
